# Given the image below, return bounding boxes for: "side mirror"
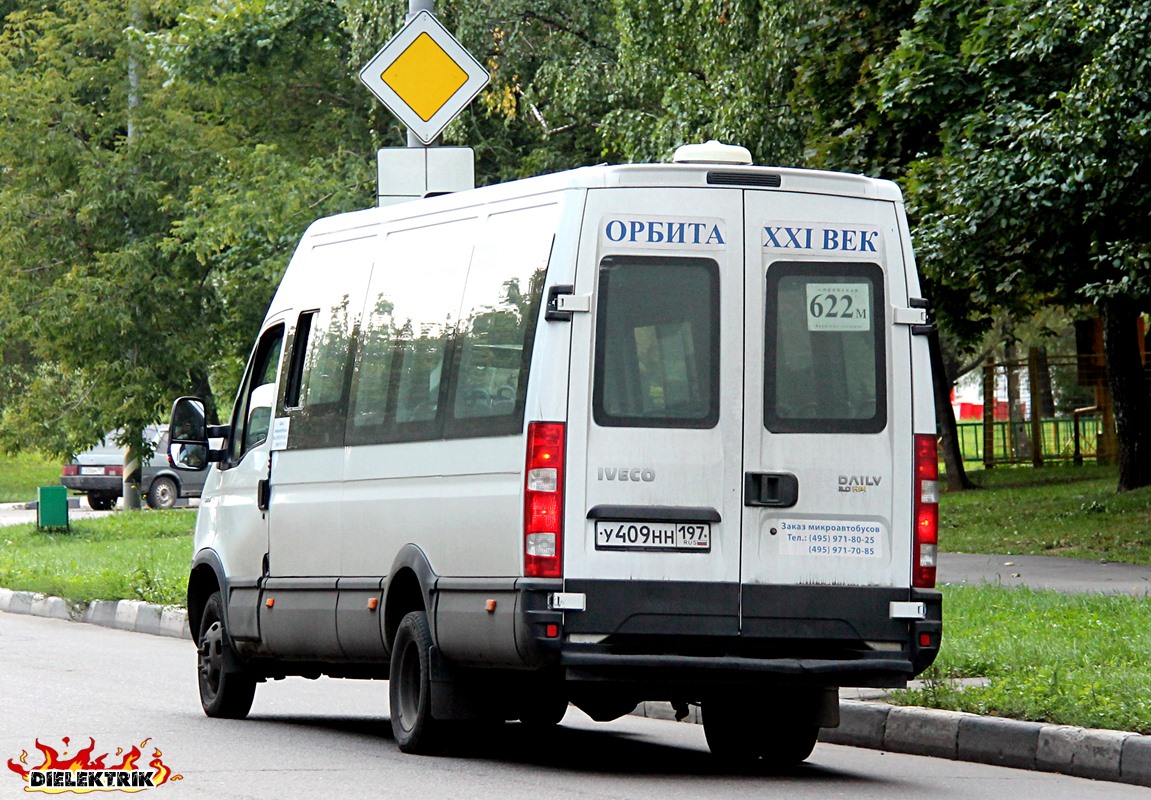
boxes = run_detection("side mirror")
[168,397,224,470]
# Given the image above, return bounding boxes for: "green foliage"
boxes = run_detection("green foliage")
[877,0,1151,315]
[894,585,1151,733]
[0,510,194,605]
[1,0,1149,485]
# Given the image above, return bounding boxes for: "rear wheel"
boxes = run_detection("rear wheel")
[518,694,568,728]
[703,697,819,768]
[197,591,256,719]
[390,610,442,753]
[146,476,179,509]
[87,493,116,511]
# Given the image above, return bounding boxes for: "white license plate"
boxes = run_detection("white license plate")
[79,466,105,476]
[594,521,711,552]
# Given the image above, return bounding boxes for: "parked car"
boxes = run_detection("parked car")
[60,426,207,510]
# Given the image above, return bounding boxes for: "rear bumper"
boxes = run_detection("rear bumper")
[60,477,120,494]
[547,580,941,689]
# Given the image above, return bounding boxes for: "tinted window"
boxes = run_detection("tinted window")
[346,218,477,444]
[764,262,886,433]
[283,236,374,449]
[593,257,719,428]
[445,204,556,438]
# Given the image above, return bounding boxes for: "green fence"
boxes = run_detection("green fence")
[955,416,1103,464]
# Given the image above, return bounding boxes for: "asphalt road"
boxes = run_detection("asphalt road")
[2,613,1144,800]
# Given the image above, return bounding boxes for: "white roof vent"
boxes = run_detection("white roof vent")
[672,140,753,165]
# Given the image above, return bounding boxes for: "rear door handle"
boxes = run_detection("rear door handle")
[744,472,799,508]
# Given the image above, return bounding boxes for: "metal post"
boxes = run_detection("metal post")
[1027,347,1044,467]
[982,357,996,469]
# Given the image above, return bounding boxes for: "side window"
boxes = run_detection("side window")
[346,218,476,444]
[764,262,887,433]
[593,257,719,429]
[445,204,557,438]
[229,325,284,464]
[283,236,374,450]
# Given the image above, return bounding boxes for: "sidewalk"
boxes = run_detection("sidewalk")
[1,552,1149,785]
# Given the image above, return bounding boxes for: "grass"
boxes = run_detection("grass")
[891,584,1151,734]
[940,462,1151,564]
[0,510,193,606]
[0,452,61,503]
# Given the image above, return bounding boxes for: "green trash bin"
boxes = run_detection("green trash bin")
[37,486,69,531]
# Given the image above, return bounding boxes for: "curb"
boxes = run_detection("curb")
[0,588,191,640]
[636,700,1151,787]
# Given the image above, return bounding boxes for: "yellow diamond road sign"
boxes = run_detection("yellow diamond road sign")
[359,10,489,145]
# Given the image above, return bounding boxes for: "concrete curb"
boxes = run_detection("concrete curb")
[636,700,1150,787]
[0,588,191,640]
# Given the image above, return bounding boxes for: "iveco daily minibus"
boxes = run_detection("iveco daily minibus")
[169,142,941,766]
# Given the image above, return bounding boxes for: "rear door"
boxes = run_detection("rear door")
[563,188,745,637]
[740,190,913,629]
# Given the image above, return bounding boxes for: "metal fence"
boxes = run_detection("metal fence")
[955,416,1103,464]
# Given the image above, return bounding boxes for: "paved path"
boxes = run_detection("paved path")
[939,553,1151,596]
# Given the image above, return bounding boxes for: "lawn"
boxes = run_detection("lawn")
[0,510,193,606]
[892,583,1151,734]
[0,452,61,504]
[940,462,1151,564]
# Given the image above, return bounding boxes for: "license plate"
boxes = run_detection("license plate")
[594,521,711,552]
[79,466,104,476]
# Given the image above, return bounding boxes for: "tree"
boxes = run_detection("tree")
[0,1,222,502]
[877,0,1151,491]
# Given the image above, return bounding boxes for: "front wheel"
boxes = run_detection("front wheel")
[389,610,443,753]
[197,591,256,719]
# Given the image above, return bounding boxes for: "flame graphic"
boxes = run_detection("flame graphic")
[6,738,182,794]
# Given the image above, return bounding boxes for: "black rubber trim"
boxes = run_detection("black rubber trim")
[706,170,782,187]
[561,651,913,676]
[586,505,721,523]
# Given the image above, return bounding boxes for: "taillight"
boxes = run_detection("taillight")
[62,465,78,476]
[106,465,123,477]
[913,434,939,588]
[524,421,565,578]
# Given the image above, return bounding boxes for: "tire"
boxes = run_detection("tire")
[703,698,819,769]
[197,591,256,719]
[87,493,116,511]
[146,476,179,510]
[389,610,442,754]
[518,694,568,728]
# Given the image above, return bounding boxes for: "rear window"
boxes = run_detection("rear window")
[764,262,886,433]
[593,256,719,428]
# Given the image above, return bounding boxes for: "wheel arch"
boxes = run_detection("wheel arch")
[187,550,226,645]
[383,545,438,650]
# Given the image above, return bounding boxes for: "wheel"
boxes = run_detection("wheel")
[197,591,256,719]
[703,698,819,768]
[87,493,116,511]
[389,610,442,753]
[146,476,179,510]
[518,694,568,728]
